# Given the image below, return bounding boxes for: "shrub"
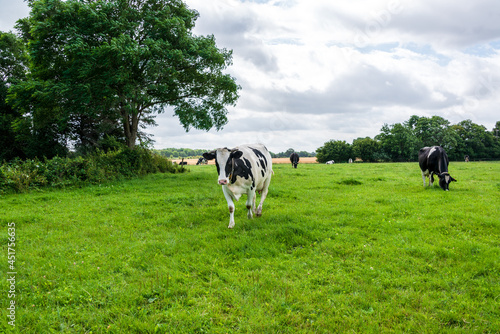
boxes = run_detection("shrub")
[0,148,185,193]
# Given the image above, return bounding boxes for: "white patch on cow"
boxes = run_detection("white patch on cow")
[427,146,437,159]
[445,175,450,183]
[222,185,236,228]
[215,149,231,185]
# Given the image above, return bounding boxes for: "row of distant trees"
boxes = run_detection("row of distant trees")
[317,116,500,163]
[155,148,207,159]
[155,147,316,159]
[270,149,316,158]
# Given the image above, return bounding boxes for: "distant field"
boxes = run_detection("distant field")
[172,156,318,165]
[1,162,499,333]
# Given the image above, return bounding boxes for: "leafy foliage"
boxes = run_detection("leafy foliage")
[155,147,208,159]
[316,140,353,163]
[352,137,380,162]
[0,148,185,193]
[0,31,29,160]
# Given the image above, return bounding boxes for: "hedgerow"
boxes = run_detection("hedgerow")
[0,148,186,193]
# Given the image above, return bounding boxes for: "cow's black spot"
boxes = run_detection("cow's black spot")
[227,157,254,185]
[215,158,220,176]
[250,147,267,172]
[261,170,265,177]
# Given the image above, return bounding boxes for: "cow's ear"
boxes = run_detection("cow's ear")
[230,150,243,160]
[203,151,216,160]
[451,177,457,182]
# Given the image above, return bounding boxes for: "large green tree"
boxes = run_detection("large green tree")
[405,115,464,160]
[316,140,353,163]
[406,115,449,147]
[452,120,494,159]
[352,137,380,162]
[9,0,240,150]
[376,123,417,161]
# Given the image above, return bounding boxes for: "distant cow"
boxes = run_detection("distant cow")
[348,158,353,163]
[418,146,456,191]
[196,157,207,165]
[326,160,335,164]
[203,144,273,228]
[464,155,469,162]
[290,152,299,168]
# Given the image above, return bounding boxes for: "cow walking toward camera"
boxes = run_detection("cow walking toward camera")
[203,144,273,228]
[418,146,456,191]
[290,152,299,168]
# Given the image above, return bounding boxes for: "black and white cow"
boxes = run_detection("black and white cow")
[418,146,456,191]
[203,144,273,228]
[196,157,207,165]
[290,152,299,168]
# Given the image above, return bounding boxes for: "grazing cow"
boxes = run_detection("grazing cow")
[418,146,457,191]
[196,157,207,165]
[464,155,469,162]
[348,158,353,163]
[326,160,335,164]
[203,144,273,228]
[290,152,299,168]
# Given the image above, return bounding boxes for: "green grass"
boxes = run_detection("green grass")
[1,162,499,333]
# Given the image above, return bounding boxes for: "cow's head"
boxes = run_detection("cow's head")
[203,148,243,185]
[438,172,457,191]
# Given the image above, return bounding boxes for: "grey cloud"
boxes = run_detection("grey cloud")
[193,4,279,72]
[250,64,461,116]
[389,1,500,48]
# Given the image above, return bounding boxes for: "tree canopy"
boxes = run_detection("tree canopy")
[7,0,240,155]
[316,140,353,163]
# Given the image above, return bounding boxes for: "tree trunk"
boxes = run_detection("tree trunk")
[122,109,139,149]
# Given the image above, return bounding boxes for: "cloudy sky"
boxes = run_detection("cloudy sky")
[2,0,500,153]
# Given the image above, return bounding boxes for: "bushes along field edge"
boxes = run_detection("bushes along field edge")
[0,148,186,193]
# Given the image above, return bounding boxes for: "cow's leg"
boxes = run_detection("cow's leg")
[222,186,236,228]
[429,173,434,187]
[256,176,272,217]
[422,171,426,186]
[246,189,256,219]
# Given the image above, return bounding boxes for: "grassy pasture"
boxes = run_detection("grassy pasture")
[1,162,499,333]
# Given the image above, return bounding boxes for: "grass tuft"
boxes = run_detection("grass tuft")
[338,178,363,185]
